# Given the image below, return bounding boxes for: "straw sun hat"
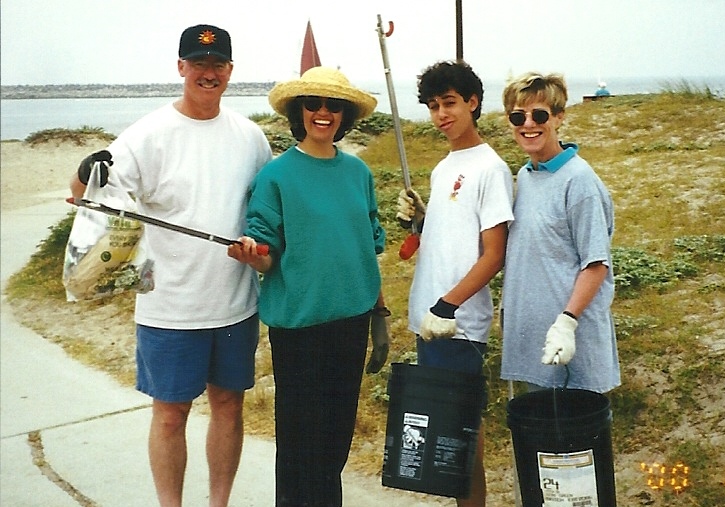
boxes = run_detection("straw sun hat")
[268,67,377,120]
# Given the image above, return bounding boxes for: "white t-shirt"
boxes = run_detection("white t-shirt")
[106,103,272,329]
[408,143,514,343]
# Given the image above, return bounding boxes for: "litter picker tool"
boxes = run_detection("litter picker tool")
[501,306,524,507]
[508,379,524,507]
[67,197,270,256]
[376,14,420,260]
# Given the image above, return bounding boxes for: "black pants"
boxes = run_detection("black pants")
[269,314,369,507]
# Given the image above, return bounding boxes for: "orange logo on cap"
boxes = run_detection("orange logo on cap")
[198,30,216,45]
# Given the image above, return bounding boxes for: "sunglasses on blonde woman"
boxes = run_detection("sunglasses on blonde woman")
[508,109,550,127]
[301,96,346,113]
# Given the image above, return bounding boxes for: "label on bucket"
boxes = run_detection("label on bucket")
[537,449,598,506]
[397,413,429,480]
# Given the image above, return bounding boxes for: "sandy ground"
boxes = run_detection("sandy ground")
[1,139,109,211]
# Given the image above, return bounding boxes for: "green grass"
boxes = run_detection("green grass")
[6,214,75,300]
[5,89,725,505]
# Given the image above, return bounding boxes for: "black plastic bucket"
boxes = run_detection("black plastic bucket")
[507,388,616,506]
[382,362,485,498]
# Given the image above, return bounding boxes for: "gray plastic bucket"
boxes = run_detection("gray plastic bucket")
[382,363,486,498]
[507,388,616,506]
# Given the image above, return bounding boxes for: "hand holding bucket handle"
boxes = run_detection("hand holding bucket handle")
[541,312,577,365]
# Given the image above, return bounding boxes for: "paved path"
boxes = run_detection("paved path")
[0,193,450,506]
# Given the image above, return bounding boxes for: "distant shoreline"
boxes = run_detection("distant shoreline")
[0,82,275,100]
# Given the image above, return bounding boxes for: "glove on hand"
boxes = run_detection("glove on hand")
[366,310,391,374]
[420,298,459,341]
[77,150,114,187]
[541,313,578,365]
[396,188,426,230]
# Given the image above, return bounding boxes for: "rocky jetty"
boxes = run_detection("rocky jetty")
[0,82,275,99]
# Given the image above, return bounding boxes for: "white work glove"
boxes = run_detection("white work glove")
[396,188,426,230]
[366,308,391,374]
[541,313,578,365]
[419,298,459,341]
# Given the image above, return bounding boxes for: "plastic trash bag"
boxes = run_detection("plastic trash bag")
[63,163,154,301]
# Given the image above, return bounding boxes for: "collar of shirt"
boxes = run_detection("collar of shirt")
[525,143,579,173]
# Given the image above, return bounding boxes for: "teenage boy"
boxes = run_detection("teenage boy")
[397,60,514,507]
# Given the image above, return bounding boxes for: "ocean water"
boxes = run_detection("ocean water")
[2,76,723,141]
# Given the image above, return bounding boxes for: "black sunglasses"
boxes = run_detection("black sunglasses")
[508,109,550,127]
[301,96,346,113]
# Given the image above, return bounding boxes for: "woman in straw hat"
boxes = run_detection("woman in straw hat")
[227,66,390,506]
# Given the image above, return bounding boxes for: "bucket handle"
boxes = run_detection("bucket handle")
[562,364,571,389]
[552,365,571,440]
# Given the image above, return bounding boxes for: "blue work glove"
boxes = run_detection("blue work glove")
[420,298,459,341]
[366,307,391,374]
[77,150,113,187]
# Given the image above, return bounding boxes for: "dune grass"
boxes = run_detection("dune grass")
[24,126,116,147]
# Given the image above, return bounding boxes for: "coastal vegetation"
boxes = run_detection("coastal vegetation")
[5,88,725,505]
[24,126,116,147]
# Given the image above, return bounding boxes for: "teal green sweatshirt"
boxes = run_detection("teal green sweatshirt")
[245,146,385,329]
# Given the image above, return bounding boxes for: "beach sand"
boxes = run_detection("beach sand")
[1,139,108,211]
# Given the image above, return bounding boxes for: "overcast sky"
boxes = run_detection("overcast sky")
[2,0,724,89]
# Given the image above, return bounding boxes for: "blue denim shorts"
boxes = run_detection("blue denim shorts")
[416,336,487,376]
[136,314,259,402]
[416,336,488,411]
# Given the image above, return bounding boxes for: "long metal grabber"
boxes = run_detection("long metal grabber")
[376,15,412,194]
[376,14,420,259]
[67,197,269,256]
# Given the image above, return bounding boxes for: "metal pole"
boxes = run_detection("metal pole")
[508,380,523,507]
[376,15,421,259]
[502,303,524,507]
[375,15,412,193]
[456,0,463,62]
[68,197,269,254]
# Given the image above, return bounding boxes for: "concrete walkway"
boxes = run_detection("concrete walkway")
[0,193,449,506]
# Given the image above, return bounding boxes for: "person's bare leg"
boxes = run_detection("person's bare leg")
[149,399,193,507]
[457,422,486,507]
[206,384,245,507]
